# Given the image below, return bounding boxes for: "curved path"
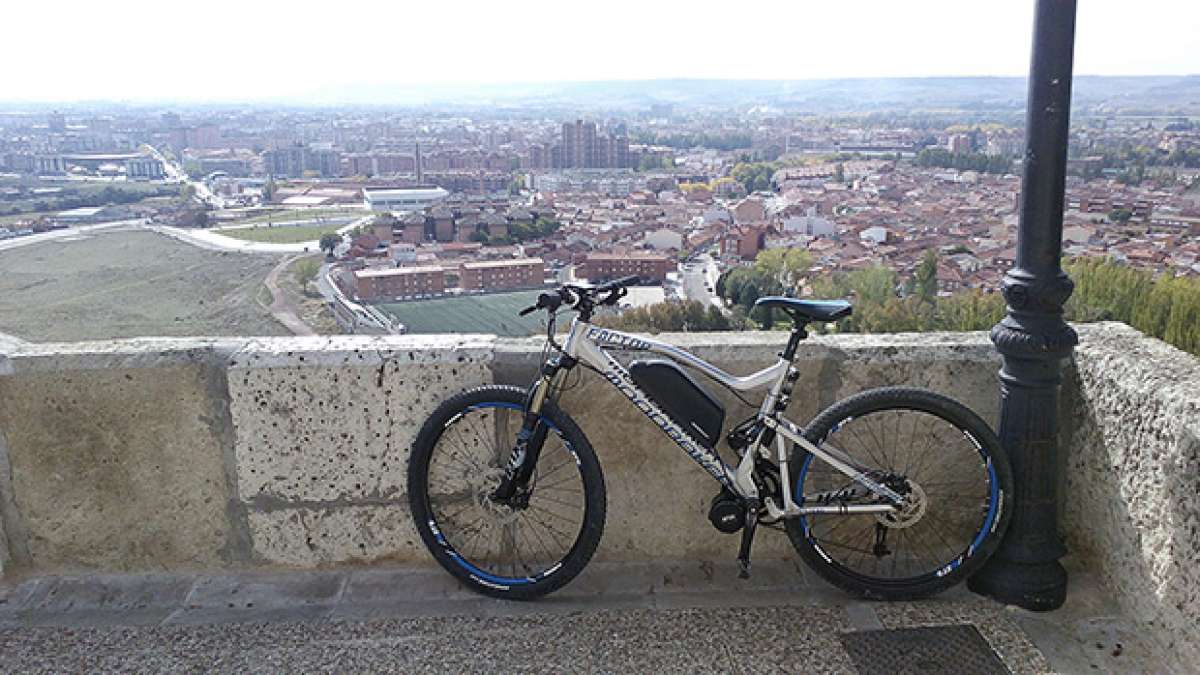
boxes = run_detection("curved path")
[152,215,372,254]
[263,255,317,336]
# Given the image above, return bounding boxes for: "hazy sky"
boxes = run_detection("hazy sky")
[5,0,1198,102]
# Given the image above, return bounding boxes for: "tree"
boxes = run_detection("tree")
[1108,208,1133,224]
[914,250,939,303]
[737,282,761,311]
[935,291,1006,331]
[508,176,524,195]
[293,258,321,288]
[179,184,197,203]
[849,266,897,305]
[318,233,340,257]
[262,179,276,203]
[593,300,745,333]
[833,162,845,183]
[754,248,812,294]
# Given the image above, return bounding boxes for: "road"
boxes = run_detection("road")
[144,144,224,209]
[262,255,317,336]
[680,253,722,307]
[148,214,372,254]
[0,219,142,252]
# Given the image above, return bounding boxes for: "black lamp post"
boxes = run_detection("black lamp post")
[967,0,1078,611]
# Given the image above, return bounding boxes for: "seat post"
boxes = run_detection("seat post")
[780,321,808,361]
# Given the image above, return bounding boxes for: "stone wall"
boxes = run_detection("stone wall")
[1061,323,1200,668]
[0,330,1001,574]
[0,324,1196,666]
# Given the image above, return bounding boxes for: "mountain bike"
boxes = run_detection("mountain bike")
[408,276,1012,600]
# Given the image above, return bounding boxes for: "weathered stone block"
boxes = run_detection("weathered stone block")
[0,364,233,572]
[246,504,424,566]
[228,335,494,506]
[1062,323,1200,670]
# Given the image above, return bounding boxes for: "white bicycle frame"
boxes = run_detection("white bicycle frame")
[543,317,904,521]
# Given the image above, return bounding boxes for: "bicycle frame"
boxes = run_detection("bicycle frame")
[527,316,903,519]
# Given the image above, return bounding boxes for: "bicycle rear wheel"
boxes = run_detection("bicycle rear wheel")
[408,385,606,600]
[785,387,1012,600]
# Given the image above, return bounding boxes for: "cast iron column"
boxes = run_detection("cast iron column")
[967,0,1078,611]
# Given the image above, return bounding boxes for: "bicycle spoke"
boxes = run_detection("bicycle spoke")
[424,403,588,582]
[801,404,998,582]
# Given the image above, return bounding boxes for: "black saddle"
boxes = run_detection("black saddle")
[753,296,852,323]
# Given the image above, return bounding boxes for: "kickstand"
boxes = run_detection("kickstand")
[737,504,758,579]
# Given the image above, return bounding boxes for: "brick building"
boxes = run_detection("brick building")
[579,254,673,284]
[720,226,768,260]
[459,258,544,292]
[353,266,445,301]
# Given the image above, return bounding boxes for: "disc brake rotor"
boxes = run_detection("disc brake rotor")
[877,481,927,529]
[472,467,521,525]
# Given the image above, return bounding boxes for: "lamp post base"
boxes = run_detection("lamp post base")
[968,557,1067,612]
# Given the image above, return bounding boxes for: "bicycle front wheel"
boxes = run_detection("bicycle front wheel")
[408,385,606,600]
[785,387,1012,600]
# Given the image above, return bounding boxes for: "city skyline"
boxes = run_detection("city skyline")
[5,0,1199,103]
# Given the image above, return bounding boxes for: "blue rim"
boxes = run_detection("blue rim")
[429,401,575,588]
[796,420,1001,581]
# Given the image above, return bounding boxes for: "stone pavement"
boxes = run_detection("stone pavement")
[0,560,1168,674]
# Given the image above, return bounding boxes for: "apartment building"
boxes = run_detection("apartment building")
[459,258,544,291]
[353,266,445,301]
[579,253,673,283]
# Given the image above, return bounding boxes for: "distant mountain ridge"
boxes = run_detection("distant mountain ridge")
[299,75,1200,113]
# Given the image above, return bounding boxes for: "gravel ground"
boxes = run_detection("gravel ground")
[0,228,288,342]
[0,606,860,674]
[0,563,1139,674]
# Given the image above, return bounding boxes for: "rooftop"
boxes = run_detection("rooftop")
[363,187,450,200]
[354,265,444,278]
[460,257,543,269]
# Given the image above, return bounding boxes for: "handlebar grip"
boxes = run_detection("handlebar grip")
[517,290,565,317]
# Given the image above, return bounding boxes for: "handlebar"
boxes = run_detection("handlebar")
[595,275,640,294]
[517,276,640,317]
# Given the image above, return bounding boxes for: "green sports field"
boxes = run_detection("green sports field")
[375,290,547,337]
[218,223,346,243]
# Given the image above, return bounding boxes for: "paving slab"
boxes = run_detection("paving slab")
[180,570,347,610]
[163,570,347,625]
[0,563,1160,674]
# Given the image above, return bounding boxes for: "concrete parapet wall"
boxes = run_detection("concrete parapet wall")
[0,330,1001,577]
[0,324,1196,668]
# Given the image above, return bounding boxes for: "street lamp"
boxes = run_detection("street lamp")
[967,0,1079,611]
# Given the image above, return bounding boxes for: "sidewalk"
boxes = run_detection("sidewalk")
[0,560,1165,674]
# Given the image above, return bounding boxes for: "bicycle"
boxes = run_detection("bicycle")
[408,276,1012,600]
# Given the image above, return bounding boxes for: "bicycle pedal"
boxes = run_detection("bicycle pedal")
[737,559,751,579]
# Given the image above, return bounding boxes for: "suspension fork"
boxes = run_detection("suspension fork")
[492,355,574,501]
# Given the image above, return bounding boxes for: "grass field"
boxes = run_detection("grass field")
[376,291,547,337]
[0,229,288,341]
[217,208,361,227]
[218,223,347,244]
